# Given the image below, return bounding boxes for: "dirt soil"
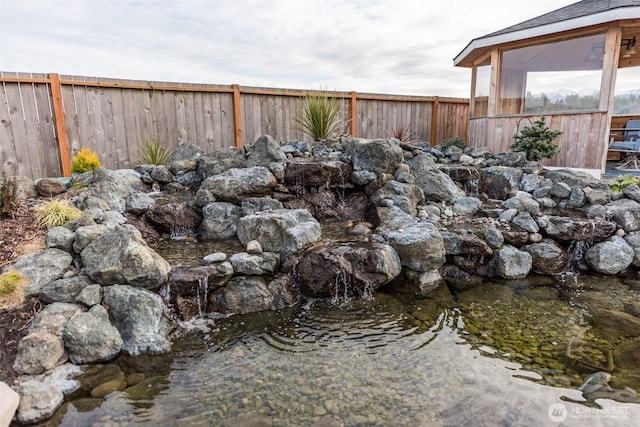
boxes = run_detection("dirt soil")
[0,201,47,386]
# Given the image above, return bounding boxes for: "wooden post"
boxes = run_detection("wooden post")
[349,91,357,137]
[48,73,71,176]
[232,84,243,148]
[430,96,439,146]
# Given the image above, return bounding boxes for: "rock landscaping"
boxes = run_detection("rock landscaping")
[4,134,640,423]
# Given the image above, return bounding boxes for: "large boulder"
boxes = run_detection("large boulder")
[479,166,523,200]
[284,160,351,189]
[230,252,280,275]
[407,155,465,203]
[17,380,63,424]
[605,199,640,233]
[345,138,404,175]
[145,203,202,234]
[11,249,73,296]
[441,230,493,256]
[376,206,445,272]
[209,275,296,314]
[246,135,287,167]
[537,215,616,242]
[237,209,322,257]
[12,332,66,375]
[102,285,173,355]
[525,240,569,275]
[585,236,634,275]
[62,305,123,364]
[200,202,243,241]
[370,181,424,216]
[81,226,170,289]
[495,245,532,279]
[295,242,402,298]
[197,147,246,178]
[39,276,94,304]
[197,166,278,204]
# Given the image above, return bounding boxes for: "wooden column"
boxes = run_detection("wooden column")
[232,84,243,148]
[349,91,357,137]
[430,96,439,146]
[48,73,71,177]
[599,24,623,172]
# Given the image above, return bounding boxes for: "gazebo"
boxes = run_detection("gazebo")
[454,0,640,177]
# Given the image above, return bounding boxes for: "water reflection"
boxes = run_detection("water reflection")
[46,286,640,426]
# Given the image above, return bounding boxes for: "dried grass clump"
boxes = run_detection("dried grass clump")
[0,270,29,310]
[34,199,83,228]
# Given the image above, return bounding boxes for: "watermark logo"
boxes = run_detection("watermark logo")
[548,403,568,423]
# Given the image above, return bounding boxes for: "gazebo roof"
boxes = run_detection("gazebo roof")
[454,0,640,67]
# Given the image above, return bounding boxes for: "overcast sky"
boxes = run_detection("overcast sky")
[0,0,577,97]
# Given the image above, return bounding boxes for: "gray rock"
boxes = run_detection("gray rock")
[495,151,526,167]
[376,207,445,272]
[499,208,518,222]
[624,232,640,267]
[407,155,465,203]
[512,212,539,233]
[370,181,424,216]
[479,166,523,200]
[392,269,444,295]
[583,186,612,205]
[197,166,278,204]
[551,182,571,199]
[169,159,197,176]
[585,236,634,275]
[543,169,608,190]
[39,276,93,304]
[568,186,587,207]
[0,381,19,427]
[62,305,123,364]
[537,215,616,242]
[28,303,85,336]
[29,363,83,396]
[346,138,404,175]
[246,135,287,167]
[197,147,246,178]
[75,284,103,307]
[81,225,170,289]
[441,264,483,290]
[241,197,284,215]
[246,239,263,253]
[13,332,66,375]
[11,249,73,296]
[441,230,493,256]
[350,170,377,185]
[73,224,109,253]
[17,380,63,424]
[84,181,136,213]
[483,225,504,249]
[495,245,532,279]
[114,169,146,191]
[502,195,540,216]
[606,198,640,232]
[525,241,569,274]
[210,275,296,314]
[230,252,280,275]
[149,165,174,184]
[145,202,202,234]
[36,178,67,197]
[237,209,322,257]
[102,285,173,355]
[202,252,227,264]
[200,202,243,241]
[168,143,204,164]
[127,192,156,215]
[45,226,75,253]
[284,160,351,189]
[296,242,402,298]
[520,173,543,193]
[453,197,483,216]
[7,176,37,199]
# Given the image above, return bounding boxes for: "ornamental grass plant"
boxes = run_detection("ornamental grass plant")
[138,135,173,165]
[296,90,343,141]
[0,270,28,310]
[34,199,83,228]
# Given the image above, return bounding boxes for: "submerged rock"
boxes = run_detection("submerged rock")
[17,380,64,424]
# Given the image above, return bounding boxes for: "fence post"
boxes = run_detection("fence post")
[430,96,439,146]
[232,84,243,148]
[49,73,71,176]
[350,91,357,137]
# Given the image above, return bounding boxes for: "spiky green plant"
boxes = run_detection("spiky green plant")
[296,90,343,141]
[34,199,83,228]
[511,117,562,161]
[608,174,640,192]
[138,136,173,165]
[0,270,29,310]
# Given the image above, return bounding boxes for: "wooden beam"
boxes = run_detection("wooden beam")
[430,96,439,146]
[48,73,71,177]
[232,84,243,148]
[349,91,357,137]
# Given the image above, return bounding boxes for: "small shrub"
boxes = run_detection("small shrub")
[511,117,562,161]
[34,199,83,228]
[0,270,29,310]
[71,147,102,174]
[0,173,19,218]
[441,136,467,150]
[138,135,173,165]
[389,125,415,142]
[296,90,343,141]
[608,175,640,192]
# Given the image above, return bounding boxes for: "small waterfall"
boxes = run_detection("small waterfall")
[195,275,210,318]
[566,239,593,272]
[331,269,350,304]
[464,178,480,197]
[170,225,193,241]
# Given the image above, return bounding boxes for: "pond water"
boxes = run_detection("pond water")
[46,278,640,426]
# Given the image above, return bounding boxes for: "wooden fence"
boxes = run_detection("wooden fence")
[0,71,469,179]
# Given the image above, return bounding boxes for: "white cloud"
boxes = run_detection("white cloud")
[0,0,576,96]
